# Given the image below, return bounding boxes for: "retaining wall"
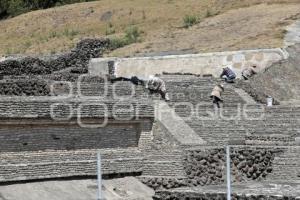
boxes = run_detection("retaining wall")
[0,149,143,182]
[284,20,300,47]
[154,190,300,200]
[137,146,299,192]
[183,146,299,186]
[90,48,288,78]
[0,112,154,152]
[0,123,139,152]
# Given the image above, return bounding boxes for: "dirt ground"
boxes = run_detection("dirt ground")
[108,3,300,57]
[0,177,154,200]
[1,1,300,56]
[242,43,300,103]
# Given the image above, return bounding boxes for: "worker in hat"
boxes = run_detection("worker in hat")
[210,84,224,108]
[242,65,257,80]
[145,75,170,101]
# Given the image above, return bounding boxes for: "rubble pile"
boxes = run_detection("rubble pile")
[0,38,110,76]
[141,177,187,190]
[0,38,110,95]
[0,78,50,96]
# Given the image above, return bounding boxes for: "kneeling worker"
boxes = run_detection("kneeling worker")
[220,66,236,83]
[210,84,224,108]
[242,65,257,80]
[146,75,170,101]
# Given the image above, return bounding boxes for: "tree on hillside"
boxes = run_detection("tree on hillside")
[0,0,95,19]
[0,0,9,18]
[7,0,29,17]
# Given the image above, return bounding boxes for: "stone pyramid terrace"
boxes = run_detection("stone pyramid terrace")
[0,20,299,199]
[0,72,298,199]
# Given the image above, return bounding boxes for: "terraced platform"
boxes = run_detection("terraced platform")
[160,75,300,146]
[142,75,300,198]
[0,74,298,199]
[154,181,300,200]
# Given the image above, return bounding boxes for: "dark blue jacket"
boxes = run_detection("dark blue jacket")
[220,67,236,78]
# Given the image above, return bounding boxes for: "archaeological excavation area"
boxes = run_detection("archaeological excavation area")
[0,22,299,199]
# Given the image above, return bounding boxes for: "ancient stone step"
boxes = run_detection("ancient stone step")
[142,151,186,177]
[0,148,144,182]
[155,101,207,146]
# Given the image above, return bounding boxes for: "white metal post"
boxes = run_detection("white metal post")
[226,146,231,200]
[97,151,102,200]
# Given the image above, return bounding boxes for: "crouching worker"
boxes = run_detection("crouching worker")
[220,66,236,83]
[242,65,257,80]
[146,75,170,101]
[210,84,224,108]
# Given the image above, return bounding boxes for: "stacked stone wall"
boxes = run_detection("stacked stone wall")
[90,48,287,78]
[135,146,299,192]
[140,146,298,190]
[154,191,299,200]
[184,147,284,187]
[153,147,300,199]
[0,149,143,182]
[0,99,154,119]
[267,146,300,181]
[0,75,151,97]
[0,123,140,152]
